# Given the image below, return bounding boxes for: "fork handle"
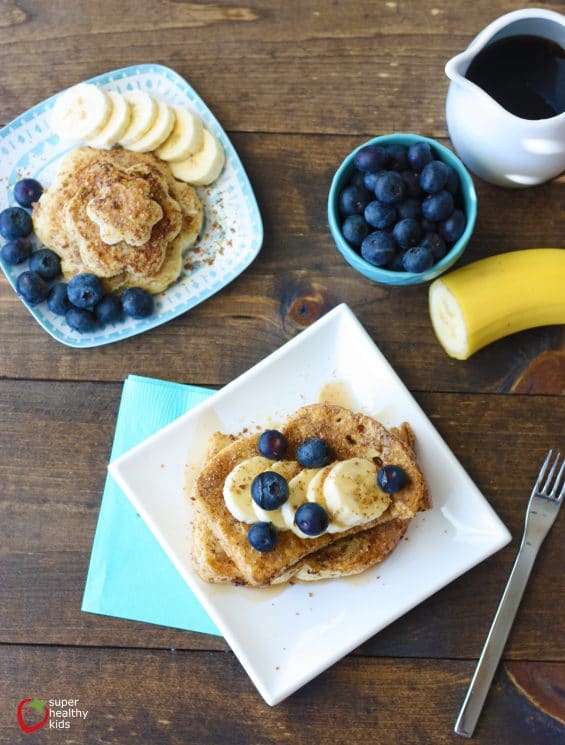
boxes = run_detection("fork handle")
[454,541,539,738]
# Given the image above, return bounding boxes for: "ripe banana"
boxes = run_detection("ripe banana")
[86,91,131,149]
[118,90,158,147]
[429,248,565,360]
[127,99,175,153]
[169,128,225,185]
[155,105,204,162]
[51,83,112,142]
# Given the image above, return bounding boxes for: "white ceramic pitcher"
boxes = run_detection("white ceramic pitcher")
[445,8,565,188]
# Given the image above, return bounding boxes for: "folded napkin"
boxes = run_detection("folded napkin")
[82,374,221,636]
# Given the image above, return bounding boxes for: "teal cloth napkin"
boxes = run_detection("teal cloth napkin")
[82,374,221,636]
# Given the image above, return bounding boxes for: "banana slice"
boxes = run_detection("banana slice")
[155,106,204,162]
[280,468,320,536]
[127,99,175,153]
[323,458,390,528]
[306,464,346,533]
[51,83,112,143]
[223,456,274,524]
[169,128,225,185]
[86,91,131,149]
[118,90,158,148]
[251,461,301,528]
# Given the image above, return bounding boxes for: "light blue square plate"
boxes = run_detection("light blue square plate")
[0,64,263,347]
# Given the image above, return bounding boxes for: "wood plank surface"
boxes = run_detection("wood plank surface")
[2,380,563,657]
[5,0,562,135]
[1,0,564,741]
[0,647,563,745]
[1,132,563,390]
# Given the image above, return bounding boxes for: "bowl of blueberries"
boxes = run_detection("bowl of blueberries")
[327,133,477,285]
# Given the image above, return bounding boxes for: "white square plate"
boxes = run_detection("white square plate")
[0,64,263,347]
[109,304,510,705]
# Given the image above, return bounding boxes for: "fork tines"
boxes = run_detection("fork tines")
[536,450,565,501]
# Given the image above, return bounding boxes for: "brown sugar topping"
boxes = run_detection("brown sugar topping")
[86,175,163,246]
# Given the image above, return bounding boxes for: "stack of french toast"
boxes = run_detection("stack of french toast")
[190,403,430,586]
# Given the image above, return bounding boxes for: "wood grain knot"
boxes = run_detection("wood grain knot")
[506,661,565,726]
[0,1,28,27]
[511,350,565,395]
[281,281,333,331]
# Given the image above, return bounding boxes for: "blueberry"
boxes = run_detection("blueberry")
[402,245,434,273]
[67,273,104,309]
[363,171,383,192]
[400,170,423,198]
[0,206,33,240]
[294,502,329,537]
[95,293,123,325]
[258,429,288,460]
[248,522,278,552]
[397,197,421,220]
[439,209,466,243]
[377,464,407,493]
[47,283,71,315]
[384,143,408,171]
[251,471,289,511]
[1,237,32,265]
[342,214,369,247]
[421,190,454,222]
[13,178,43,208]
[407,142,433,171]
[375,171,406,205]
[16,270,49,304]
[354,144,387,173]
[445,166,460,195]
[420,232,447,260]
[349,170,366,188]
[339,185,369,216]
[66,307,97,333]
[296,437,333,468]
[364,201,396,230]
[387,250,406,271]
[420,160,449,194]
[361,230,396,266]
[29,248,61,280]
[421,218,437,234]
[393,218,422,250]
[122,288,154,319]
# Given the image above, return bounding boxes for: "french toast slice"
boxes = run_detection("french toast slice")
[192,403,429,586]
[192,511,408,585]
[192,420,416,585]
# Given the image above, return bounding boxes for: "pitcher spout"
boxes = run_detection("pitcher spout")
[445,50,474,83]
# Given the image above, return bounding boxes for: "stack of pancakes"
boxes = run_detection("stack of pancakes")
[191,404,430,586]
[33,146,203,293]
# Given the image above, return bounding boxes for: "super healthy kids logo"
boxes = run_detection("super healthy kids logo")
[17,698,88,732]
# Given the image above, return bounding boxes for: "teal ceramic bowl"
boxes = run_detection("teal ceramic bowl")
[327,133,477,286]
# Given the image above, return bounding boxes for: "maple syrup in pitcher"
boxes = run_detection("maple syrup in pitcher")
[465,35,565,120]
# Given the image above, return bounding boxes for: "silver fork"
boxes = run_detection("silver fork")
[454,449,565,738]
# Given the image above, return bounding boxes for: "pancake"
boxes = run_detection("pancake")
[32,146,203,294]
[118,178,204,294]
[65,161,181,277]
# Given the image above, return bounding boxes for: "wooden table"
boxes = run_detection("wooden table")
[1,1,564,743]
